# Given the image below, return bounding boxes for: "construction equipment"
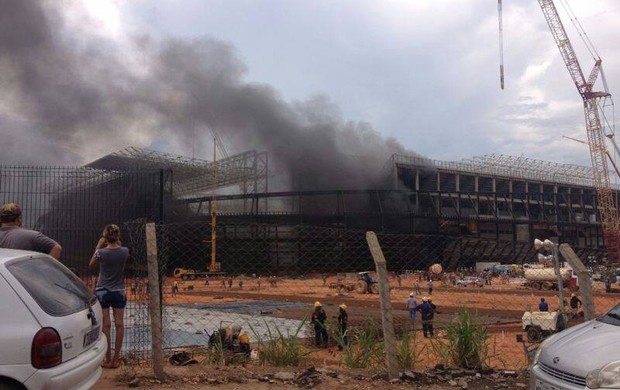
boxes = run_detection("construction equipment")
[522,310,566,343]
[523,267,572,290]
[356,271,379,294]
[173,267,223,280]
[538,0,620,263]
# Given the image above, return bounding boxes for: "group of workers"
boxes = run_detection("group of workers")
[406,293,439,337]
[538,293,583,319]
[311,301,350,350]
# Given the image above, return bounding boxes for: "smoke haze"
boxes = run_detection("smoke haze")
[0,0,420,190]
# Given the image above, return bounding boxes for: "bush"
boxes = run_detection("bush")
[343,320,385,369]
[443,308,489,369]
[248,320,309,367]
[397,325,426,369]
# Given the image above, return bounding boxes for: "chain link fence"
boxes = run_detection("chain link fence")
[0,165,615,371]
[122,221,612,370]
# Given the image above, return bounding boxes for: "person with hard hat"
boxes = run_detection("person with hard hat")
[416,296,435,337]
[239,331,251,356]
[337,303,350,351]
[311,301,328,347]
[406,292,418,325]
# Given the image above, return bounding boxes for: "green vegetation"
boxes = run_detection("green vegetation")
[248,320,310,367]
[441,308,490,369]
[397,324,426,369]
[343,320,385,369]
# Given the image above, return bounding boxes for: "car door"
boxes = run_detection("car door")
[4,255,102,362]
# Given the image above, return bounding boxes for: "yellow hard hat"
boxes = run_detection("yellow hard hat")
[314,301,322,308]
[339,303,347,309]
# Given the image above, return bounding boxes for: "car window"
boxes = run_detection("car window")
[7,256,96,317]
[599,304,620,326]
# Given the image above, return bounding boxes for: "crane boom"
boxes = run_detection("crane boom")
[538,0,619,261]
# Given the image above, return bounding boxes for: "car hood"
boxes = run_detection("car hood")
[540,320,620,375]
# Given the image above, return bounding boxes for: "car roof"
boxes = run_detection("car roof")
[0,248,48,263]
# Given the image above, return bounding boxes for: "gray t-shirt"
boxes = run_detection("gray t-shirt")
[0,226,58,254]
[95,246,129,292]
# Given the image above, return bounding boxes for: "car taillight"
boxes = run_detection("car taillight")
[31,327,62,369]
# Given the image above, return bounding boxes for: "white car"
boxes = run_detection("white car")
[530,303,620,389]
[0,249,106,390]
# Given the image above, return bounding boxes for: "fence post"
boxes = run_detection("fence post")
[366,231,399,379]
[559,244,595,321]
[146,222,165,379]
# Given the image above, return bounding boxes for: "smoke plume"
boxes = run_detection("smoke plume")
[0,0,420,190]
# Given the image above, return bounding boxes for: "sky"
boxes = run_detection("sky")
[2,0,620,186]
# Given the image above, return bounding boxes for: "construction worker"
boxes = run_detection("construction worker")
[337,303,350,350]
[428,279,434,295]
[539,297,549,312]
[416,297,435,337]
[239,331,251,356]
[414,281,422,295]
[569,293,582,319]
[406,292,417,324]
[311,301,328,347]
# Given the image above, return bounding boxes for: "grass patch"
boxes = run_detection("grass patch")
[248,319,309,367]
[343,320,384,369]
[426,308,491,369]
[397,325,426,369]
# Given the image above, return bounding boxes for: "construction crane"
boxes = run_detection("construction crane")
[538,0,620,261]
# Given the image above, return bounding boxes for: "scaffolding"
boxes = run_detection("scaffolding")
[390,153,602,188]
[86,147,268,198]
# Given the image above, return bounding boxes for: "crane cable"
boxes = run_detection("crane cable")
[498,0,505,90]
[557,0,600,60]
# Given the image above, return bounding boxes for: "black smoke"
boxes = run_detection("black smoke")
[0,0,423,190]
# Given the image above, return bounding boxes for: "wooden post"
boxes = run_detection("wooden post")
[559,244,595,321]
[146,222,165,379]
[366,231,399,379]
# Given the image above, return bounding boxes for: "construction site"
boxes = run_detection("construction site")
[2,0,620,386]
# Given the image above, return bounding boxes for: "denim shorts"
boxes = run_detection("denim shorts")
[96,288,127,309]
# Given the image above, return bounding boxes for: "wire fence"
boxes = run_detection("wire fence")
[0,165,614,371]
[122,221,610,370]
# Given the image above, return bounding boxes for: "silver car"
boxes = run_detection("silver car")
[530,303,620,389]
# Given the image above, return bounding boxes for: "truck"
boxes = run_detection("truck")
[173,265,225,280]
[523,267,572,290]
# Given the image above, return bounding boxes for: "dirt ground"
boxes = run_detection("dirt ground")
[93,273,617,389]
[138,273,617,370]
[93,362,530,390]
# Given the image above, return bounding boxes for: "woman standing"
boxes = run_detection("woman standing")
[90,224,129,368]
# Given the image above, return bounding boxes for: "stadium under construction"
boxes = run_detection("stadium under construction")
[1,146,613,273]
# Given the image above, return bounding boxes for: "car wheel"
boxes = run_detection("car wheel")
[0,379,23,390]
[527,326,543,343]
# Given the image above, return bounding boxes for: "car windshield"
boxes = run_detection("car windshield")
[7,256,96,317]
[598,303,620,326]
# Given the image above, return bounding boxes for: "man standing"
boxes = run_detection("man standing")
[417,297,435,338]
[428,279,434,295]
[337,303,350,351]
[0,202,62,259]
[406,293,417,325]
[311,301,328,347]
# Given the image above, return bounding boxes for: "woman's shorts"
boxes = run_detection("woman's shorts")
[95,289,127,309]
